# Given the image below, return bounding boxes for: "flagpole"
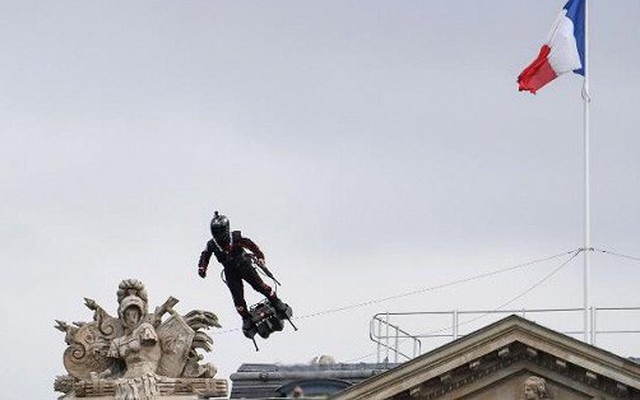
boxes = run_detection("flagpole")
[582,0,592,344]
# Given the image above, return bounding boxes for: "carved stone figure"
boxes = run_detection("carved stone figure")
[522,375,551,399]
[54,279,227,399]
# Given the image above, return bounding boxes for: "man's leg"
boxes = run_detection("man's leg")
[240,259,289,314]
[224,266,254,333]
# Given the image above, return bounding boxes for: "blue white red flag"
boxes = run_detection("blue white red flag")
[518,0,585,94]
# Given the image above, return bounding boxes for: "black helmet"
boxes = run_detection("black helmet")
[210,211,230,246]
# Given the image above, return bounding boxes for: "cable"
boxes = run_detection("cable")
[345,248,582,363]
[418,248,582,336]
[594,247,640,264]
[295,248,580,321]
[213,249,579,336]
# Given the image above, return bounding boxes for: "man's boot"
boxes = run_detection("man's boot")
[269,295,291,318]
[237,305,256,338]
[242,315,255,338]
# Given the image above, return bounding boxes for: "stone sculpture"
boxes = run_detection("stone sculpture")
[54,279,227,399]
[522,375,551,399]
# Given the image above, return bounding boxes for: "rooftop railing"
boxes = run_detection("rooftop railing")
[370,306,640,363]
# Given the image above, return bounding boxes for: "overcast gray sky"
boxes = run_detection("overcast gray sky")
[2,1,640,398]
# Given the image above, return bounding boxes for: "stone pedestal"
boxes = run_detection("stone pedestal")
[60,377,228,399]
[61,396,223,400]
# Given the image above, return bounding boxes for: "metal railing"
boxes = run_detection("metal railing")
[370,306,640,363]
[370,312,422,363]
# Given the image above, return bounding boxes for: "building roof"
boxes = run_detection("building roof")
[230,361,399,399]
[330,315,640,399]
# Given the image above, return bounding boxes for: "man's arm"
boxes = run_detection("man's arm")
[234,231,265,261]
[197,239,216,278]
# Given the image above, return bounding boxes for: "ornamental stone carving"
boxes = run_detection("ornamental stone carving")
[522,375,551,399]
[54,279,227,399]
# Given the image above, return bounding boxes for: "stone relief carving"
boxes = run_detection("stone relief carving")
[54,279,227,399]
[522,375,551,399]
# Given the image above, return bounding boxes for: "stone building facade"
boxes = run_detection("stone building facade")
[330,315,640,400]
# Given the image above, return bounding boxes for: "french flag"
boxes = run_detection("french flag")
[518,0,585,94]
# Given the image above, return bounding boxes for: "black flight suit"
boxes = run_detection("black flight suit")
[198,230,275,316]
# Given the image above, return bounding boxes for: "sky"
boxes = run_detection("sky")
[2,1,640,398]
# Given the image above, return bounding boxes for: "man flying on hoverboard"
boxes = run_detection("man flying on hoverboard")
[197,211,292,338]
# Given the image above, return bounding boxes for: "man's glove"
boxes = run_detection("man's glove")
[198,266,207,278]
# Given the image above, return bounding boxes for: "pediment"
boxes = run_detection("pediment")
[332,315,640,399]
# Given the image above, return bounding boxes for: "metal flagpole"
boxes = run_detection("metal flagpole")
[582,0,592,344]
